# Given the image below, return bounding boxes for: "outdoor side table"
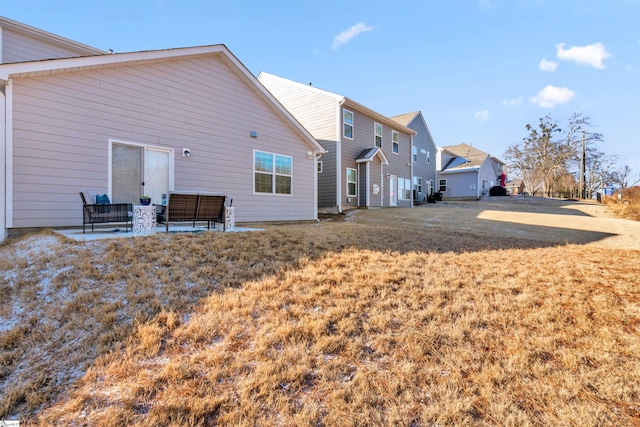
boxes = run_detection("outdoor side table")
[133,205,156,235]
[224,206,235,231]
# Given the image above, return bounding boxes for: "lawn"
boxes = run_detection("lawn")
[1,200,639,426]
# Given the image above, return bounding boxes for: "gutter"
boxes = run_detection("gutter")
[0,80,6,242]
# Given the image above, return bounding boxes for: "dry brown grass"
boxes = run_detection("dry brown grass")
[1,211,639,426]
[603,187,640,221]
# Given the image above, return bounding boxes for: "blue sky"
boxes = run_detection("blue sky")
[2,0,639,180]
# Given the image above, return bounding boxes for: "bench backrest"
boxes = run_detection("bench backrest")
[166,192,199,222]
[196,194,226,221]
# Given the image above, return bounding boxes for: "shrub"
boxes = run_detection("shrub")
[489,186,507,196]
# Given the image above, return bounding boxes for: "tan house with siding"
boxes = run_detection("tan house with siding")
[0,18,325,242]
[258,72,416,213]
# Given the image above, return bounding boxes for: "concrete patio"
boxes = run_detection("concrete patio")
[54,223,264,242]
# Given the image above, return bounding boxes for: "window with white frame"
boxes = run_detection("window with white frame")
[374,123,382,148]
[392,130,399,154]
[404,178,411,200]
[346,168,357,197]
[254,150,292,195]
[439,179,447,192]
[343,109,354,139]
[398,177,411,200]
[413,176,422,194]
[427,150,430,164]
[317,161,323,173]
[412,146,417,162]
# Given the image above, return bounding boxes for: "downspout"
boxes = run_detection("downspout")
[336,100,343,213]
[0,80,6,243]
[477,170,481,200]
[314,153,321,220]
[410,135,414,208]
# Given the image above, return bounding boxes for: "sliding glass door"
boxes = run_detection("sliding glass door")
[111,142,171,205]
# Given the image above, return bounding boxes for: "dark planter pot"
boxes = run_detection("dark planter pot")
[140,198,151,206]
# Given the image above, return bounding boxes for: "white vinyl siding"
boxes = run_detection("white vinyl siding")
[392,130,399,154]
[10,54,317,227]
[258,72,338,141]
[343,109,354,139]
[1,27,100,63]
[374,122,382,148]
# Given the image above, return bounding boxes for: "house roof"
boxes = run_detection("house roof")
[0,16,106,57]
[0,44,326,153]
[355,147,389,165]
[258,72,416,136]
[389,111,419,127]
[443,143,506,166]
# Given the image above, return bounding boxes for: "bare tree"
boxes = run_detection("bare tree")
[505,113,606,198]
[505,115,573,197]
[607,165,640,189]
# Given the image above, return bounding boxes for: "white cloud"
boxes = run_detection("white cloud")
[332,23,376,50]
[503,97,522,106]
[539,59,558,72]
[556,42,612,69]
[529,85,576,108]
[477,0,497,10]
[474,110,490,121]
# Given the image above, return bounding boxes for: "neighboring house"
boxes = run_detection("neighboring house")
[390,111,437,203]
[505,179,525,196]
[258,72,416,212]
[436,143,505,200]
[0,16,106,63]
[0,20,326,242]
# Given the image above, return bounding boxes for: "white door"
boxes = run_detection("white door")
[389,175,397,207]
[111,142,171,205]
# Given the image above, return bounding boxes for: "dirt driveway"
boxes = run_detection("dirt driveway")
[345,197,640,250]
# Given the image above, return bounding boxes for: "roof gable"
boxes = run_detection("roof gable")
[0,16,106,56]
[0,44,325,153]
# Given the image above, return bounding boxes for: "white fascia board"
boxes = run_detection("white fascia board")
[0,44,228,80]
[0,80,5,242]
[439,166,481,175]
[0,16,106,55]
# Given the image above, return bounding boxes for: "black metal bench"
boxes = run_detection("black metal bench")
[80,192,132,233]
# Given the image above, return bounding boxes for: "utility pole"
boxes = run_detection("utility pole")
[580,131,586,199]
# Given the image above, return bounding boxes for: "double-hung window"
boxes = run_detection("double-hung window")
[412,146,417,162]
[343,109,354,139]
[439,179,447,192]
[398,178,411,200]
[254,150,292,195]
[346,168,357,197]
[374,123,382,148]
[392,130,399,154]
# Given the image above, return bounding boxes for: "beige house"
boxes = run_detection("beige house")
[258,72,416,212]
[0,18,325,242]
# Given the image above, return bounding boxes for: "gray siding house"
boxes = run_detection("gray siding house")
[436,143,505,200]
[391,111,438,203]
[258,72,416,213]
[0,20,325,242]
[0,16,105,63]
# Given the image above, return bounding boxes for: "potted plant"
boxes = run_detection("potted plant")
[139,195,151,206]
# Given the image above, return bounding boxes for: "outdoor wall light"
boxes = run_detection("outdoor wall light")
[182,147,191,158]
[307,151,313,159]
